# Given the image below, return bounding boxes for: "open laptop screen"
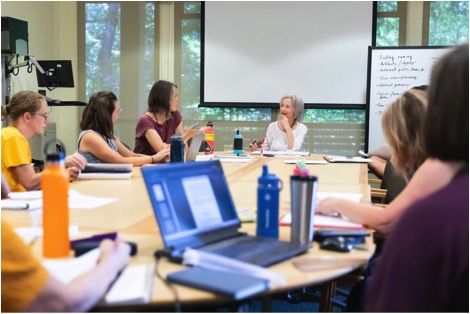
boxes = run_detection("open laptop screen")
[142,161,240,246]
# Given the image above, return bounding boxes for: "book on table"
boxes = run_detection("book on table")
[78,163,133,180]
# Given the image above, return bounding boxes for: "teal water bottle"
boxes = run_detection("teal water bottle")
[257,165,282,238]
[233,130,244,155]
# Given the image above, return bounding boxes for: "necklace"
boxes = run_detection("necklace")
[153,112,166,125]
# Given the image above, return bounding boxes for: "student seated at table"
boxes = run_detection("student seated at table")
[78,91,170,165]
[134,80,205,155]
[1,219,131,312]
[317,88,437,235]
[249,94,307,152]
[364,43,468,312]
[0,172,132,312]
[1,91,87,192]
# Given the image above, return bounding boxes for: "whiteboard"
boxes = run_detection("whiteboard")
[366,46,451,152]
[203,1,373,105]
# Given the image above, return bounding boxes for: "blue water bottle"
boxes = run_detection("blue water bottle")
[257,165,282,238]
[233,130,244,155]
[170,131,184,162]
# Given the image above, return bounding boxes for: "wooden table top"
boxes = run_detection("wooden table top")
[1,153,374,308]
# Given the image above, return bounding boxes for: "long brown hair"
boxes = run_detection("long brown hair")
[147,80,177,119]
[425,44,468,164]
[80,91,118,139]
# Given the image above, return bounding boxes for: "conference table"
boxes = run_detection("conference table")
[2,153,374,311]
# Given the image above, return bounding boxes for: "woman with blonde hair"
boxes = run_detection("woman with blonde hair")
[317,88,432,234]
[1,91,86,192]
[381,89,428,180]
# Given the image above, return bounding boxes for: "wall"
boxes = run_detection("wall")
[1,1,80,155]
[2,1,428,155]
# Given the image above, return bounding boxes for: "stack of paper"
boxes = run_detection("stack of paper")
[78,163,133,180]
[214,155,252,163]
[3,190,118,210]
[1,199,42,211]
[251,151,310,157]
[279,213,364,229]
[105,264,155,304]
[323,156,372,163]
[284,159,328,165]
[3,191,43,211]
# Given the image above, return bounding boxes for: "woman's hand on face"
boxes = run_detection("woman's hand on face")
[279,116,290,131]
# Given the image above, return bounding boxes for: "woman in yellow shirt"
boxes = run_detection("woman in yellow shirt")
[1,91,87,192]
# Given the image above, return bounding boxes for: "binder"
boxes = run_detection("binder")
[167,267,269,300]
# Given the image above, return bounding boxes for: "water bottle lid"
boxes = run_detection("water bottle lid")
[258,165,279,185]
[43,139,66,161]
[207,121,213,127]
[171,131,183,140]
[234,130,243,138]
[46,151,65,162]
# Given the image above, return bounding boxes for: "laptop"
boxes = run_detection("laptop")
[185,133,207,162]
[141,160,310,267]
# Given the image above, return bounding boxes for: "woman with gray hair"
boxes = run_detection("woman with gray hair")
[251,94,307,151]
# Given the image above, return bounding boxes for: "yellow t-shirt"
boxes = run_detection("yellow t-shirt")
[1,126,32,192]
[1,220,49,312]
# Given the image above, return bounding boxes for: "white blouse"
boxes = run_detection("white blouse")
[264,122,308,151]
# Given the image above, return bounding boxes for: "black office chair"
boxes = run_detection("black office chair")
[371,160,407,205]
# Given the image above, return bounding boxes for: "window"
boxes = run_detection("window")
[80,2,367,155]
[82,2,454,155]
[425,1,469,46]
[375,1,469,47]
[84,3,121,99]
[375,1,407,46]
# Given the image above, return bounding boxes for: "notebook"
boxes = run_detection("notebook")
[141,160,310,267]
[78,163,133,180]
[167,267,268,300]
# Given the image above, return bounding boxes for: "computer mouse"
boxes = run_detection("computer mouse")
[319,236,353,253]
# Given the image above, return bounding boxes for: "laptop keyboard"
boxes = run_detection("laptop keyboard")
[200,235,309,267]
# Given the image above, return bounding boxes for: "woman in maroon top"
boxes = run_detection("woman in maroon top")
[134,80,205,155]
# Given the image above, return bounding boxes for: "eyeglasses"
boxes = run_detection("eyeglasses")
[35,112,50,121]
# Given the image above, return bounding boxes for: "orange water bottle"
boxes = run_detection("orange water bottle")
[204,121,214,155]
[42,148,70,258]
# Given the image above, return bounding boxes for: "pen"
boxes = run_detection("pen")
[192,123,201,130]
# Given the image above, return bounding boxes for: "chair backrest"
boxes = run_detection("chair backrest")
[380,161,407,204]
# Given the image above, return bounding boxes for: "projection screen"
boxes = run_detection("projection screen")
[202,1,373,107]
